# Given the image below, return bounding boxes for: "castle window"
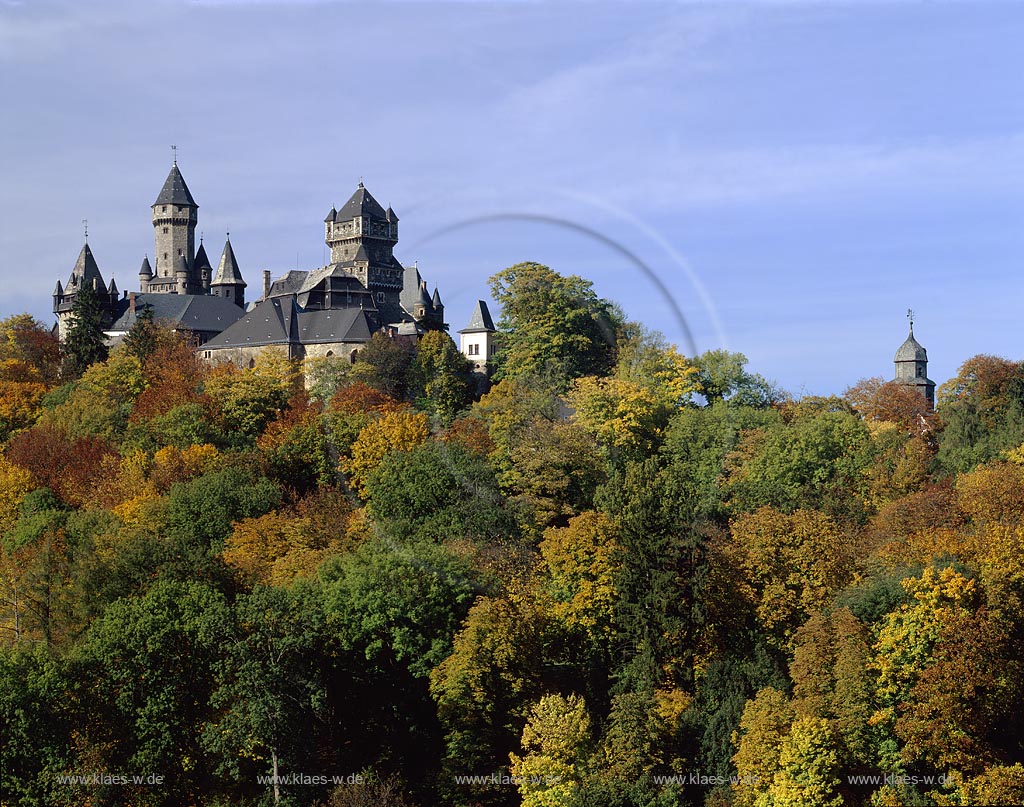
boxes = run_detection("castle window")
[377,291,385,302]
[248,359,256,369]
[350,349,358,364]
[162,206,166,212]
[326,351,334,358]
[163,227,168,234]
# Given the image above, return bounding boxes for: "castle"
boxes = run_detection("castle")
[53,160,484,371]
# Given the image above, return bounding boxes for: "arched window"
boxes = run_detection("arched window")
[350,349,358,364]
[326,350,334,358]
[248,358,256,369]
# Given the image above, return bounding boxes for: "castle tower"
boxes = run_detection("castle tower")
[138,255,153,292]
[431,287,444,325]
[152,161,198,291]
[211,236,246,308]
[894,312,935,408]
[53,241,109,339]
[174,254,190,295]
[194,239,213,292]
[459,300,497,375]
[324,182,403,304]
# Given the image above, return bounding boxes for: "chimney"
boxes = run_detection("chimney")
[263,269,272,301]
[129,292,136,315]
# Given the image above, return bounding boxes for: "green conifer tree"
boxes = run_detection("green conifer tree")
[62,281,109,378]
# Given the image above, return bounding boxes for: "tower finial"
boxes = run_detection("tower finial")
[82,219,88,242]
[172,144,177,165]
[907,307,915,332]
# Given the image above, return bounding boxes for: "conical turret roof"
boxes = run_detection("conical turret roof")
[324,206,337,223]
[67,242,105,289]
[153,164,197,208]
[194,242,213,271]
[431,287,443,307]
[213,238,246,286]
[139,256,153,278]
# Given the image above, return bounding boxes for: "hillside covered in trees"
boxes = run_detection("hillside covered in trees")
[3,262,1024,807]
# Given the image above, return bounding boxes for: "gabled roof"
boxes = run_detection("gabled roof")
[203,297,374,349]
[399,264,424,314]
[66,243,105,290]
[108,293,245,334]
[336,182,388,222]
[213,238,246,286]
[459,300,496,333]
[266,270,309,298]
[153,164,197,208]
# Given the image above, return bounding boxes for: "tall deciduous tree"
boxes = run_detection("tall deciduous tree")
[489,262,623,385]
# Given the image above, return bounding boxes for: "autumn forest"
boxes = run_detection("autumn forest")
[3,262,1024,807]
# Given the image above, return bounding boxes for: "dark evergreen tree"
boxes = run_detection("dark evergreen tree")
[61,281,108,378]
[120,305,158,363]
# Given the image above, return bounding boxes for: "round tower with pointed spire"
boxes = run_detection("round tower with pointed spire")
[211,235,247,308]
[894,310,935,408]
[138,255,153,292]
[152,160,198,291]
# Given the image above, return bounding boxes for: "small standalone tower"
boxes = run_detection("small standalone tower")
[211,236,246,308]
[894,310,935,408]
[152,161,198,289]
[459,300,497,376]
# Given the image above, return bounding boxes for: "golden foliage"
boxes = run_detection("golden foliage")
[342,409,429,498]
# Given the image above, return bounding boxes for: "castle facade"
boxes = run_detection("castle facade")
[53,162,452,367]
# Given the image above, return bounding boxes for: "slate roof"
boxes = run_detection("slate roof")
[399,264,425,313]
[153,164,197,208]
[336,182,389,222]
[194,243,212,271]
[203,297,375,349]
[431,287,443,308]
[213,238,245,286]
[267,270,308,298]
[459,300,496,333]
[66,243,105,290]
[895,328,928,362]
[139,256,153,278]
[108,293,245,334]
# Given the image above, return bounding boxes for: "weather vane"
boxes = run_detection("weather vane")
[172,144,177,165]
[907,308,915,330]
[82,219,88,242]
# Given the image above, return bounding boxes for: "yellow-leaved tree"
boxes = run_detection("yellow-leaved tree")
[342,409,429,498]
[509,693,591,807]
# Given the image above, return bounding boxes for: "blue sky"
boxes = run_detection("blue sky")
[1,0,1022,395]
